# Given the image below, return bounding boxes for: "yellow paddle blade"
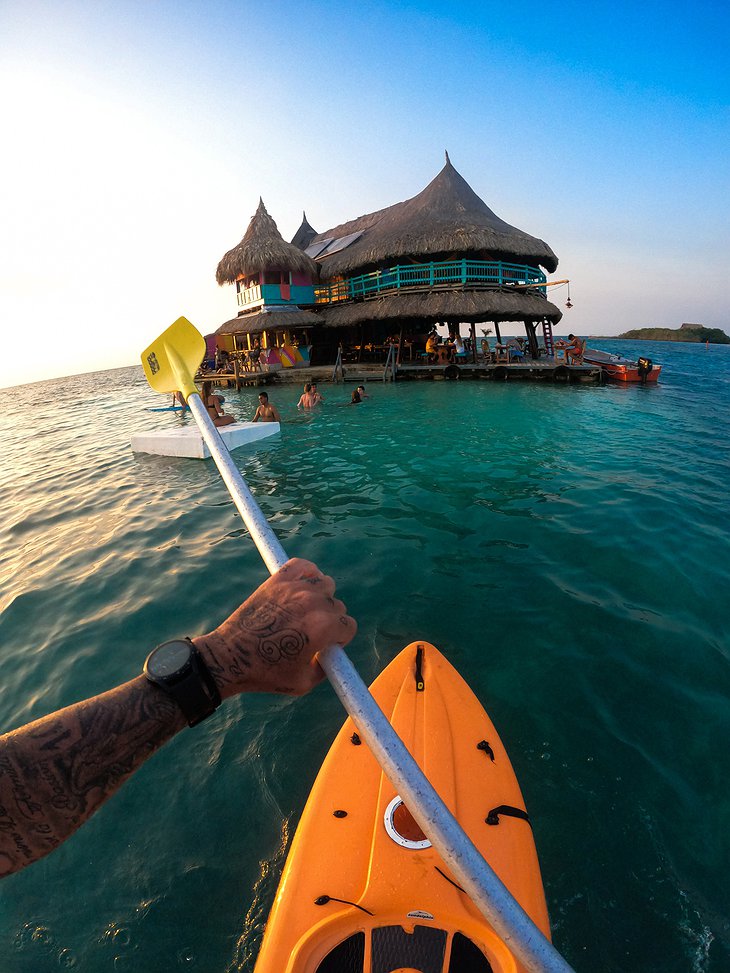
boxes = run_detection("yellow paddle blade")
[140,316,206,400]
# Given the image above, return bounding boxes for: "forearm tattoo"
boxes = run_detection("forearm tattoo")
[0,677,182,877]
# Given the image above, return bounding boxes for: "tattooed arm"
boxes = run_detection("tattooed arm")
[0,559,356,877]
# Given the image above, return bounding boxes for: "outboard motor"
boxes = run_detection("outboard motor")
[637,356,653,384]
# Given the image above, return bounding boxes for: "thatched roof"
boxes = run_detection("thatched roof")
[216,307,322,336]
[290,211,318,251]
[216,199,320,285]
[311,154,558,278]
[319,290,562,328]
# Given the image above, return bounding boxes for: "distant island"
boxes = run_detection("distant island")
[616,323,730,344]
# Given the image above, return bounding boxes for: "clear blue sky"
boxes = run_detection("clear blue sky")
[1,0,728,387]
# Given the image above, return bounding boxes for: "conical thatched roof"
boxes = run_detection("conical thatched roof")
[311,155,558,278]
[216,307,322,336]
[319,291,562,328]
[291,211,318,251]
[216,199,319,285]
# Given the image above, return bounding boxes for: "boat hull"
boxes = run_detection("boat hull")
[253,642,550,973]
[583,348,661,382]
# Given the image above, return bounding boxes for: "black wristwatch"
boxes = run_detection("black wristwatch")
[144,638,221,727]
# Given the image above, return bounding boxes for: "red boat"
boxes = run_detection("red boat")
[583,347,662,383]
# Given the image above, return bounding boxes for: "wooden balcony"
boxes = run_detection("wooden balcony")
[314,259,547,306]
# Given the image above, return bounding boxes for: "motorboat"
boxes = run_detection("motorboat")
[583,347,662,382]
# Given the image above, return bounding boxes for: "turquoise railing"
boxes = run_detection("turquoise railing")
[314,259,546,305]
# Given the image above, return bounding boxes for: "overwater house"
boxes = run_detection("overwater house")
[214,155,567,374]
[215,199,321,369]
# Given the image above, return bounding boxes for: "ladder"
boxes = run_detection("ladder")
[541,319,555,357]
[383,344,398,382]
[332,347,345,383]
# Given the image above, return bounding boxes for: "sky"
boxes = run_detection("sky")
[1,0,728,388]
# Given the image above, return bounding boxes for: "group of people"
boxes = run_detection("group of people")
[298,382,369,408]
[213,343,267,375]
[425,330,469,364]
[192,380,368,427]
[296,382,325,410]
[199,381,281,427]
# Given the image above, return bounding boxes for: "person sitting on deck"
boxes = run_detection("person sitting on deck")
[201,381,235,427]
[426,332,439,364]
[561,334,585,364]
[453,334,467,361]
[246,348,262,372]
[507,338,525,361]
[252,391,281,423]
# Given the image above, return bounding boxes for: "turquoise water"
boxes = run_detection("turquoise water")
[1,340,729,972]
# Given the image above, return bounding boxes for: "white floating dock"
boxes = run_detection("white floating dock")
[131,422,280,459]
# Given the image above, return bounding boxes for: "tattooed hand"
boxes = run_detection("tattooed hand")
[192,559,356,699]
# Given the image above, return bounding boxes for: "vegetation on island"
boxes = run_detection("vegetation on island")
[617,323,730,344]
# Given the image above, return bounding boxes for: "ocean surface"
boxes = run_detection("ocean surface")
[0,339,728,973]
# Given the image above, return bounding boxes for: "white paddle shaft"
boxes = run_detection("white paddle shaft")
[187,393,576,973]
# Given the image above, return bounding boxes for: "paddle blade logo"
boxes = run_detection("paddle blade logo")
[147,352,160,375]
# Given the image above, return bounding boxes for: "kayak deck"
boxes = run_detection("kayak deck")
[254,642,550,973]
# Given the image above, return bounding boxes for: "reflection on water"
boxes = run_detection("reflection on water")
[0,343,729,971]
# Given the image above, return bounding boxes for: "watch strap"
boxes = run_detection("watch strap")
[146,638,221,727]
[175,640,221,726]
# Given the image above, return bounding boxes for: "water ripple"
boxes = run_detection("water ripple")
[0,346,729,971]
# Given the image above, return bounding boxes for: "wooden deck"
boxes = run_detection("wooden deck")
[197,360,602,388]
[396,360,602,382]
[196,369,275,389]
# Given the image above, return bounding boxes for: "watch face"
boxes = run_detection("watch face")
[148,640,192,678]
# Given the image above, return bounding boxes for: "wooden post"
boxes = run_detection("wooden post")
[234,357,241,390]
[470,323,477,364]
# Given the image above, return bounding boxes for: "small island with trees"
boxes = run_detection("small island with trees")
[617,323,729,344]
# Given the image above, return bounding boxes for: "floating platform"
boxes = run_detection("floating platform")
[131,422,280,459]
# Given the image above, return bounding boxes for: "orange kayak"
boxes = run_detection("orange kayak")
[254,641,551,973]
